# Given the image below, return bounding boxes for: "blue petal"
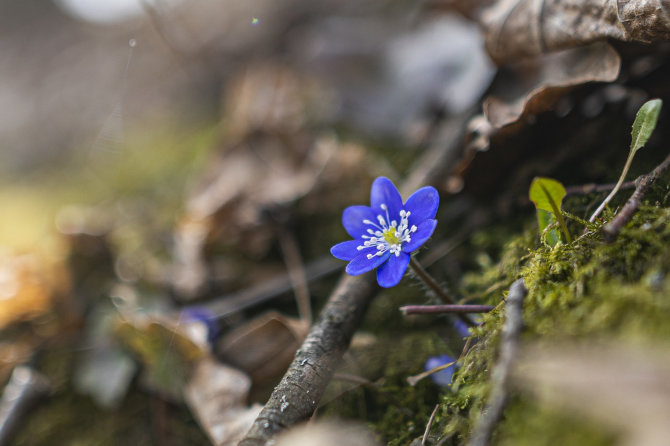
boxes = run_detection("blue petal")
[404,186,439,228]
[331,240,365,261]
[346,250,390,276]
[425,354,456,387]
[342,205,377,239]
[376,252,410,288]
[402,219,437,253]
[370,177,403,220]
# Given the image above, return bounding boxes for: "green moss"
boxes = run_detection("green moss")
[320,332,458,445]
[435,191,670,445]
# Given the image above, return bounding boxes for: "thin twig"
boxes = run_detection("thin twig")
[400,304,494,315]
[422,404,440,446]
[277,223,312,325]
[602,152,670,242]
[407,361,457,387]
[467,279,527,446]
[408,257,475,327]
[200,256,339,320]
[564,180,635,196]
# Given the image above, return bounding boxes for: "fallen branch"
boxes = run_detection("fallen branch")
[467,279,527,446]
[602,152,670,242]
[238,273,377,446]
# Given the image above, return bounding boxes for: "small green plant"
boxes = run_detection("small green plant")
[529,177,571,245]
[589,98,663,222]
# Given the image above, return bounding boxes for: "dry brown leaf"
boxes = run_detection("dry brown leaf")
[113,308,206,400]
[171,64,336,299]
[216,311,309,385]
[512,341,670,446]
[451,0,670,64]
[483,42,620,130]
[184,356,263,446]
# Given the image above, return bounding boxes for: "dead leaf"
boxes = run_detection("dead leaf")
[512,341,670,446]
[216,311,309,385]
[114,310,205,400]
[171,64,336,299]
[483,42,620,130]
[450,0,670,64]
[184,356,262,446]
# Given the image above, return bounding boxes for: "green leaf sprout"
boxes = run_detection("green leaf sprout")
[529,177,571,244]
[589,98,663,223]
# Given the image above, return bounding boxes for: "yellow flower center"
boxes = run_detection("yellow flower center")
[382,228,401,245]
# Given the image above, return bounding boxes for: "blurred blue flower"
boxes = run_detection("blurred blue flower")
[425,354,457,387]
[330,177,439,288]
[181,307,220,345]
[453,318,471,338]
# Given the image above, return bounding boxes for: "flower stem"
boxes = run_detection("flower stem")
[409,257,455,303]
[408,257,475,326]
[589,151,635,223]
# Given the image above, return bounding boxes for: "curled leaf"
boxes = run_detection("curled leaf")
[451,0,670,64]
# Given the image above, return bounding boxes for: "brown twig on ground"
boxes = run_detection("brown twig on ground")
[407,360,456,387]
[467,279,527,446]
[277,223,312,325]
[564,180,635,196]
[238,273,377,446]
[602,153,670,242]
[202,256,339,320]
[408,257,476,327]
[422,404,440,446]
[400,304,494,315]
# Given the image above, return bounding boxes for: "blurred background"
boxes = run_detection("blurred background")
[6,1,670,445]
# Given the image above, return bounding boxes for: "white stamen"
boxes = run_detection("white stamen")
[359,203,417,259]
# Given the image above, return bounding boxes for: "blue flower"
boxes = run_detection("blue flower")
[425,354,457,387]
[330,177,439,288]
[181,307,220,345]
